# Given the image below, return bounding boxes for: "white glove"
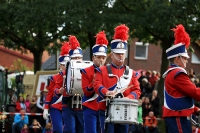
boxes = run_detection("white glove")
[43,109,49,120]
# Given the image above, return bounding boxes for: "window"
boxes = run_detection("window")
[191,53,200,64]
[134,42,149,60]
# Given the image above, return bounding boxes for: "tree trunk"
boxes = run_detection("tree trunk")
[32,50,43,74]
[157,41,171,116]
[87,32,96,60]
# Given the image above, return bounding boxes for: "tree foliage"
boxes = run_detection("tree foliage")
[0,0,66,73]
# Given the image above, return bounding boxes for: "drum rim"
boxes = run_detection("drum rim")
[110,98,139,103]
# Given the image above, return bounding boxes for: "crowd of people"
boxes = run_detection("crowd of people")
[12,89,52,133]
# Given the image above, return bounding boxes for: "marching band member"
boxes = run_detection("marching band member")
[93,24,141,133]
[55,35,84,133]
[162,24,200,133]
[43,42,70,133]
[81,31,108,133]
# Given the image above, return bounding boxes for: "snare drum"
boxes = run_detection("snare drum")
[105,98,138,124]
[66,60,93,95]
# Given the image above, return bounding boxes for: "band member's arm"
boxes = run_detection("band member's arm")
[54,72,64,96]
[81,69,95,97]
[126,71,141,99]
[174,73,200,101]
[193,106,200,115]
[93,68,109,98]
[44,76,55,109]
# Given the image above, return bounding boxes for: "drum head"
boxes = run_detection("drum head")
[66,60,93,95]
[66,61,72,94]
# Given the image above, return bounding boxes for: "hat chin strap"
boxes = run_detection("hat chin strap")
[112,52,125,63]
[93,56,105,67]
[179,55,186,68]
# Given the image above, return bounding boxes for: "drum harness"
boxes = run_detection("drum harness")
[105,64,130,122]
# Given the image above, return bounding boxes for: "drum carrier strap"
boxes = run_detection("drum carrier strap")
[106,64,129,79]
[105,64,130,122]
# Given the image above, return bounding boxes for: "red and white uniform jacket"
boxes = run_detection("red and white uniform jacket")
[93,63,141,111]
[44,73,62,110]
[55,71,72,108]
[81,64,99,111]
[162,64,200,118]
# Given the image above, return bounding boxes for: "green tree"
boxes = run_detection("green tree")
[0,0,66,73]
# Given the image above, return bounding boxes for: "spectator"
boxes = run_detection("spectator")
[36,88,48,127]
[25,95,31,113]
[30,96,38,113]
[150,90,160,117]
[12,108,29,133]
[141,96,146,103]
[36,88,48,113]
[154,72,161,90]
[156,72,161,80]
[144,111,158,133]
[16,96,26,112]
[142,97,153,118]
[148,71,159,90]
[188,68,196,79]
[29,119,43,133]
[43,122,53,133]
[138,71,147,84]
[129,99,143,133]
[29,95,38,126]
[21,124,29,133]
[195,78,200,87]
[140,78,152,98]
[190,78,196,84]
[145,70,151,81]
[192,124,200,133]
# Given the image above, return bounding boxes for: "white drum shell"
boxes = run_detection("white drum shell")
[67,60,93,95]
[106,98,138,124]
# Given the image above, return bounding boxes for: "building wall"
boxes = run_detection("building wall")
[186,43,200,76]
[0,47,34,69]
[128,39,162,72]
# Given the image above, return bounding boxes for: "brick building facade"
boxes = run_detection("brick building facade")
[0,47,34,69]
[0,46,50,71]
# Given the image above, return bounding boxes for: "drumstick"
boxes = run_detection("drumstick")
[106,85,134,98]
[119,85,134,93]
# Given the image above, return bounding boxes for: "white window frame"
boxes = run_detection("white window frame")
[191,53,200,64]
[134,42,149,60]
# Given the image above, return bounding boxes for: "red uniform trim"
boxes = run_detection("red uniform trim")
[176,117,183,133]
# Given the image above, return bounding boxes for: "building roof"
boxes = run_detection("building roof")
[41,54,57,70]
